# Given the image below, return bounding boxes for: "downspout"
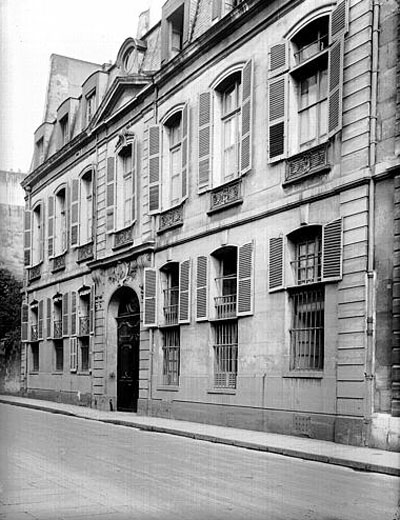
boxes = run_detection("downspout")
[364,0,380,443]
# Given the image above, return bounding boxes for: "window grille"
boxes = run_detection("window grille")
[291,235,321,284]
[290,287,324,370]
[53,319,62,339]
[31,324,38,342]
[213,321,238,388]
[162,328,180,385]
[163,287,179,325]
[79,316,90,336]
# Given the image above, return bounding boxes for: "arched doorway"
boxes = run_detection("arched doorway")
[116,287,140,412]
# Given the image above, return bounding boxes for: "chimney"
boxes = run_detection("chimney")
[137,9,150,39]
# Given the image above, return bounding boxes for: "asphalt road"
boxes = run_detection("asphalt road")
[0,403,399,520]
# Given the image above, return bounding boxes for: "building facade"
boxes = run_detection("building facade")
[21,0,400,450]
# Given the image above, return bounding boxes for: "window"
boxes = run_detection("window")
[53,295,63,339]
[163,112,183,208]
[116,143,136,230]
[54,188,67,255]
[30,304,39,342]
[31,203,43,265]
[198,61,253,190]
[54,341,64,372]
[168,6,184,58]
[31,344,39,372]
[213,321,238,389]
[212,0,238,20]
[80,171,93,244]
[80,338,90,372]
[161,263,179,325]
[86,91,96,126]
[60,115,69,148]
[36,138,44,165]
[162,327,180,385]
[212,247,237,319]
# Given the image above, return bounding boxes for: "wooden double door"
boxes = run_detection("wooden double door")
[117,313,140,412]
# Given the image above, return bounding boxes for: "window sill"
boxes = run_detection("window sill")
[157,385,180,392]
[283,371,323,379]
[77,371,91,376]
[207,388,236,395]
[29,371,39,375]
[52,371,63,375]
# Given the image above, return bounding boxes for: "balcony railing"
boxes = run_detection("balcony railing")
[31,324,38,342]
[79,316,90,337]
[77,242,94,263]
[294,34,328,65]
[53,320,62,339]
[28,263,42,282]
[52,252,66,272]
[214,294,237,319]
[163,287,179,325]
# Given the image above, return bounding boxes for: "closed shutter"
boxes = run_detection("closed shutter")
[198,92,212,190]
[106,157,115,232]
[71,292,77,336]
[181,103,189,199]
[178,260,191,323]
[24,206,31,266]
[21,303,29,342]
[89,285,95,333]
[70,337,77,372]
[269,237,285,291]
[196,256,208,321]
[322,218,342,281]
[48,195,54,258]
[212,0,221,20]
[268,76,287,162]
[70,179,79,246]
[144,268,157,327]
[38,300,44,340]
[237,242,254,316]
[132,139,137,221]
[46,298,52,339]
[148,125,161,213]
[62,292,69,337]
[240,60,253,175]
[40,201,45,261]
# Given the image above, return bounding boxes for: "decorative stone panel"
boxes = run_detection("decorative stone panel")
[113,225,134,249]
[52,252,66,272]
[285,144,330,183]
[28,263,42,282]
[77,242,94,263]
[158,205,184,233]
[209,179,242,214]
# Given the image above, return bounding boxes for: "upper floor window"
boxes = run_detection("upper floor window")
[112,140,137,231]
[31,203,43,265]
[86,90,96,126]
[164,112,183,208]
[168,6,184,58]
[80,170,93,244]
[60,115,69,148]
[197,61,253,191]
[55,188,67,256]
[161,262,180,326]
[211,0,238,21]
[36,138,44,165]
[212,246,238,319]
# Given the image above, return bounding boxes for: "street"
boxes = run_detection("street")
[0,403,399,520]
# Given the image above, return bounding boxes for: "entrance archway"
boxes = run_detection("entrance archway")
[114,287,140,412]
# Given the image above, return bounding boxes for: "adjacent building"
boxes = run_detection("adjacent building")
[21,0,400,450]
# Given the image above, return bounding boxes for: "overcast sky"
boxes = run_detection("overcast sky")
[0,0,163,174]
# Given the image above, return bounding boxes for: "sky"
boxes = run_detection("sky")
[0,0,163,174]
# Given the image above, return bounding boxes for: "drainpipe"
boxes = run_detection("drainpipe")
[364,0,380,444]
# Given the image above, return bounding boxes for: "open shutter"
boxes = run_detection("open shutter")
[322,218,342,281]
[196,256,208,321]
[327,38,344,137]
[237,242,254,316]
[269,237,285,292]
[132,139,137,221]
[178,260,191,323]
[40,201,45,261]
[48,195,54,258]
[70,179,79,246]
[38,300,44,340]
[91,167,96,242]
[330,0,348,41]
[212,0,221,20]
[181,103,189,199]
[46,298,52,339]
[267,42,287,162]
[106,157,115,232]
[148,125,161,213]
[89,285,95,333]
[268,41,287,77]
[70,337,77,372]
[198,92,212,190]
[21,303,29,342]
[144,268,157,327]
[24,206,31,266]
[62,292,69,337]
[240,60,253,175]
[71,292,77,336]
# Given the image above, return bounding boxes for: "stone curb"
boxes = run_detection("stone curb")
[1,398,399,477]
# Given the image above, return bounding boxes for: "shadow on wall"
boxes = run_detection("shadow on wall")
[0,331,21,394]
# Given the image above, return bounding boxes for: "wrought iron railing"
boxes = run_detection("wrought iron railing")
[163,287,179,325]
[53,320,62,339]
[294,33,328,65]
[214,275,237,318]
[79,316,90,337]
[31,324,38,342]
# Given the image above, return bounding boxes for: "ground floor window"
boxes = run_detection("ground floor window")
[162,327,180,385]
[213,321,238,389]
[54,340,64,372]
[30,343,39,372]
[289,286,324,370]
[80,338,90,372]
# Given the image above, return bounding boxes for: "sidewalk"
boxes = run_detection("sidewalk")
[1,394,399,477]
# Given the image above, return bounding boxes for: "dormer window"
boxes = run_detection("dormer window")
[60,115,69,147]
[86,90,96,126]
[36,138,44,165]
[168,5,184,58]
[212,0,238,21]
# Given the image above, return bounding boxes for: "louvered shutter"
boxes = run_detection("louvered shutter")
[212,0,221,20]
[268,41,287,77]
[181,103,189,199]
[240,60,253,175]
[38,300,44,340]
[91,167,96,242]
[269,237,285,291]
[21,303,29,342]
[70,337,77,372]
[196,256,208,321]
[198,92,212,190]
[71,292,77,336]
[178,260,191,323]
[148,125,161,213]
[62,292,69,337]
[132,139,137,221]
[70,179,79,246]
[144,268,157,327]
[89,285,95,333]
[322,218,342,281]
[48,195,54,258]
[268,76,287,162]
[330,0,348,41]
[40,202,45,261]
[106,157,115,232]
[24,206,31,266]
[46,298,52,339]
[237,242,254,316]
[327,38,344,137]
